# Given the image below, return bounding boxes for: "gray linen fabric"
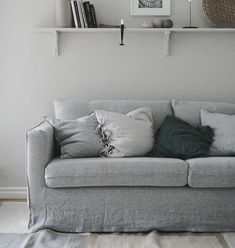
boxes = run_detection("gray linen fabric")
[30,187,235,233]
[47,115,103,158]
[172,99,235,126]
[90,100,173,130]
[54,99,173,130]
[45,158,188,188]
[201,110,235,156]
[27,100,235,233]
[187,157,235,188]
[53,99,91,120]
[26,121,55,231]
[95,108,154,157]
[27,121,235,233]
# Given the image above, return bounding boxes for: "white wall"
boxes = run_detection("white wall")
[0,0,235,189]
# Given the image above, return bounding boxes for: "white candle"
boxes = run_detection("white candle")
[121,19,124,25]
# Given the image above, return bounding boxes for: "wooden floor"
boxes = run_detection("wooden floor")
[0,202,29,233]
[0,201,235,247]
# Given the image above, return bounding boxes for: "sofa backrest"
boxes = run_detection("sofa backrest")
[54,99,173,130]
[172,99,235,126]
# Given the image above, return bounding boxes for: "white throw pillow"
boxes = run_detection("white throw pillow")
[201,109,235,156]
[95,107,154,157]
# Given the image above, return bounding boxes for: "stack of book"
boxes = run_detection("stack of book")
[70,1,97,28]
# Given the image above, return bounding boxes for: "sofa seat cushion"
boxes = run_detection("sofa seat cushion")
[187,157,235,188]
[45,158,188,188]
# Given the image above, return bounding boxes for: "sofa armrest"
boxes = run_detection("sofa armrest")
[26,121,54,189]
[26,121,55,230]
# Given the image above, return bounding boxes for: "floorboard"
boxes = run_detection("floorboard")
[0,202,29,233]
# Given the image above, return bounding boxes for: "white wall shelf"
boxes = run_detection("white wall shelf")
[34,28,235,57]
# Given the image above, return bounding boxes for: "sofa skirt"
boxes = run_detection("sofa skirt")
[28,186,235,233]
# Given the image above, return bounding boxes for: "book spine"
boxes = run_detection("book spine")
[74,1,81,28]
[83,1,93,28]
[70,3,75,28]
[71,1,79,28]
[80,0,88,28]
[76,0,85,28]
[90,4,97,28]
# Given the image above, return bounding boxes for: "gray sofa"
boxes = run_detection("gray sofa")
[26,99,235,233]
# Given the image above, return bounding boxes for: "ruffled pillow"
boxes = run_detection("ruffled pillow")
[95,108,154,158]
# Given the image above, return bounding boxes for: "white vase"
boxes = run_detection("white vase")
[56,0,72,28]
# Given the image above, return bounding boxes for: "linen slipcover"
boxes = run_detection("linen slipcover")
[45,158,188,188]
[187,157,235,188]
[54,99,173,130]
[172,99,235,126]
[26,100,235,233]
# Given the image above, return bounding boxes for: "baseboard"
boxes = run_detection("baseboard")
[0,187,27,200]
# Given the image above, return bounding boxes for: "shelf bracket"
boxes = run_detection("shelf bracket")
[164,31,171,57]
[53,31,59,56]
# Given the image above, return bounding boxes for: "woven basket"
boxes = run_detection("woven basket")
[202,0,235,28]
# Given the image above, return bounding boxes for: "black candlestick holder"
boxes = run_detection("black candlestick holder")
[120,24,125,46]
[183,1,198,28]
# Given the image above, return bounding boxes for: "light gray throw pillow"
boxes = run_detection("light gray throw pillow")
[201,109,235,156]
[47,115,104,159]
[95,108,154,158]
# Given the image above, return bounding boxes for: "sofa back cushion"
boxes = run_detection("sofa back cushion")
[172,99,235,126]
[54,99,91,120]
[54,99,173,130]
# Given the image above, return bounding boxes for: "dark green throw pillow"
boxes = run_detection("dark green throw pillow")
[152,115,214,160]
